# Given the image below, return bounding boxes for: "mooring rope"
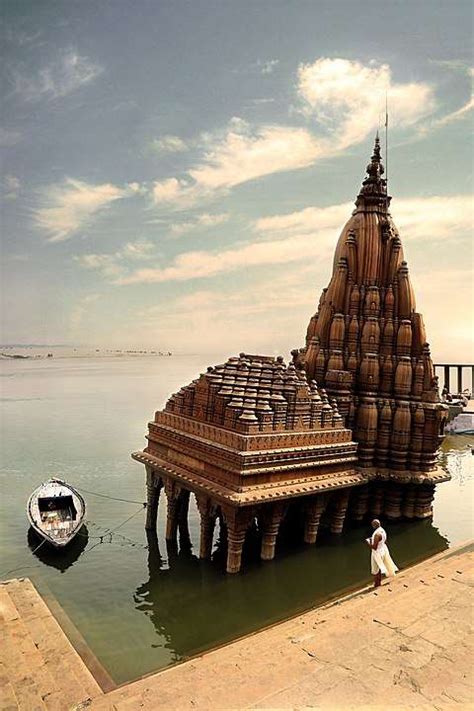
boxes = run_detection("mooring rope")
[0,538,48,579]
[74,485,147,506]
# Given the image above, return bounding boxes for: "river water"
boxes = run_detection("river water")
[1,355,473,684]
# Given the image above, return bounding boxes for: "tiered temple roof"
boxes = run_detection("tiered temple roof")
[134,353,361,506]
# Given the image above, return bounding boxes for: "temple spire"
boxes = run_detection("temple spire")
[356,134,390,211]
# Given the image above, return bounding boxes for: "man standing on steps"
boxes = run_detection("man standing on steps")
[366,519,398,588]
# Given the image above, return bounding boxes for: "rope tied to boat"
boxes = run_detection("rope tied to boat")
[0,538,48,579]
[73,485,147,507]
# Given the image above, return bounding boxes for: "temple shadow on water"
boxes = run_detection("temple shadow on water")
[133,136,451,575]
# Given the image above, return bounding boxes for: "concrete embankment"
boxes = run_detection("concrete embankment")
[1,542,473,710]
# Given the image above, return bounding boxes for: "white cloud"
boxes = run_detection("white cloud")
[152,177,187,204]
[35,178,130,242]
[297,57,435,150]
[150,120,322,208]
[151,135,188,153]
[114,229,335,286]
[127,181,147,195]
[11,48,102,102]
[254,202,352,236]
[148,59,435,211]
[189,121,321,190]
[393,196,473,241]
[260,59,280,75]
[170,212,229,236]
[75,240,156,278]
[2,175,20,200]
[76,193,472,287]
[424,96,474,133]
[253,195,473,244]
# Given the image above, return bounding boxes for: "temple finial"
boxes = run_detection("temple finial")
[372,132,382,163]
[355,134,389,210]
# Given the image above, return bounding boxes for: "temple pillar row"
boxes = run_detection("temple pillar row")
[196,495,218,560]
[362,480,437,521]
[177,489,191,548]
[330,488,350,534]
[259,502,287,560]
[145,466,162,530]
[165,494,179,541]
[304,494,328,543]
[222,506,256,574]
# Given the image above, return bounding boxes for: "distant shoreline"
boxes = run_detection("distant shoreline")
[0,347,173,361]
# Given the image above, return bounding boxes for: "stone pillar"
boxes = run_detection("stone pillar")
[145,529,162,582]
[350,484,369,522]
[330,488,350,534]
[200,515,216,559]
[165,497,178,541]
[402,484,416,519]
[222,506,255,574]
[177,489,191,549]
[414,483,435,519]
[164,479,180,542]
[259,503,286,560]
[196,496,217,560]
[145,467,162,531]
[227,528,246,574]
[384,482,403,520]
[304,495,327,543]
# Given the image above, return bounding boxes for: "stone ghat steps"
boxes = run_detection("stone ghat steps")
[89,544,473,710]
[0,578,102,710]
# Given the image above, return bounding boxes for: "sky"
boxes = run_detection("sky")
[1,0,473,361]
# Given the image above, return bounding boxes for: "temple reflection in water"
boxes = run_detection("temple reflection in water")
[133,137,450,573]
[134,521,449,659]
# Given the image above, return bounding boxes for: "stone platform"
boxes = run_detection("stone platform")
[1,542,473,710]
[0,578,106,710]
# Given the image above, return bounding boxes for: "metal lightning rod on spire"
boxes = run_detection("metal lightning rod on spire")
[385,92,389,212]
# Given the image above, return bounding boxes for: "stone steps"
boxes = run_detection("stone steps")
[0,579,102,711]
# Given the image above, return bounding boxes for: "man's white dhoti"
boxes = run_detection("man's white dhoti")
[370,526,398,577]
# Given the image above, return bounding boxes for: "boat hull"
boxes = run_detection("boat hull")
[27,479,87,548]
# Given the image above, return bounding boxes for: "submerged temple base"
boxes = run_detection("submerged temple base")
[139,457,447,574]
[133,352,368,573]
[139,461,446,573]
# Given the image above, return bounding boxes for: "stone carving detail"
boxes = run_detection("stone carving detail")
[293,135,449,476]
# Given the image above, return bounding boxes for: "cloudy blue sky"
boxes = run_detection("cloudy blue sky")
[1,0,472,360]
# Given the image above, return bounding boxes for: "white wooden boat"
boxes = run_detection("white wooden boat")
[27,478,86,548]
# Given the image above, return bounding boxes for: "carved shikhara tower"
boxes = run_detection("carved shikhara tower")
[134,137,450,573]
[293,135,449,493]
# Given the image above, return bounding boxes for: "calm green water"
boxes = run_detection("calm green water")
[1,356,473,684]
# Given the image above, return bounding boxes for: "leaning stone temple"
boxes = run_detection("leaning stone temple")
[133,136,450,572]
